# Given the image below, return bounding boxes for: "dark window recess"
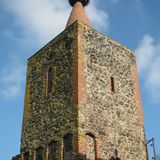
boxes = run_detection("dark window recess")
[35,147,43,160]
[47,67,53,93]
[48,141,57,160]
[64,134,73,152]
[111,77,115,93]
[24,152,29,160]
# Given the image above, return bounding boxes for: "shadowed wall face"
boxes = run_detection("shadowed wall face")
[21,23,79,160]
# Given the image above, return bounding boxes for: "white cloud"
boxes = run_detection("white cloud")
[135,34,160,102]
[0,56,26,98]
[135,34,156,73]
[87,1,109,30]
[1,0,69,43]
[1,0,109,44]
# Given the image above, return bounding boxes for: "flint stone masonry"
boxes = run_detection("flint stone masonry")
[21,22,79,160]
[78,23,147,159]
[86,134,95,159]
[20,21,148,160]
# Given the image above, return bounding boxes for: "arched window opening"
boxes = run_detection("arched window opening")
[47,67,53,94]
[86,133,96,160]
[35,147,43,160]
[63,133,73,160]
[48,141,57,160]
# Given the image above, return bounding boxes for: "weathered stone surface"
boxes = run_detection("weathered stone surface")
[78,22,147,160]
[19,21,148,160]
[21,22,79,160]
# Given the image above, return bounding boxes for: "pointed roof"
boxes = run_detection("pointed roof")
[66,0,91,28]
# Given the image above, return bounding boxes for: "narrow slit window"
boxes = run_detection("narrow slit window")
[111,77,115,93]
[47,67,53,94]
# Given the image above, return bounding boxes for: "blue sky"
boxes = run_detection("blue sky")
[0,0,160,159]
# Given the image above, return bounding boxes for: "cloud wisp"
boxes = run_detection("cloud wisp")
[1,0,109,44]
[134,0,145,18]
[0,56,26,99]
[135,34,160,102]
[87,1,109,31]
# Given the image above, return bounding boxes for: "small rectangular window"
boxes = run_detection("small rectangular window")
[63,134,73,160]
[35,147,43,160]
[64,134,73,152]
[48,141,57,160]
[111,77,115,93]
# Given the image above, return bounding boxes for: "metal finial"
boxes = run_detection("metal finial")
[68,0,90,7]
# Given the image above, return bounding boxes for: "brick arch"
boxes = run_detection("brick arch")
[86,132,95,139]
[85,130,98,138]
[85,132,97,160]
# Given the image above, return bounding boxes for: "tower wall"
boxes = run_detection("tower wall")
[21,23,79,160]
[11,0,148,159]
[77,23,148,160]
[20,21,148,160]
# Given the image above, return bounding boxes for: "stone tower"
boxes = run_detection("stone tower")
[18,0,148,159]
